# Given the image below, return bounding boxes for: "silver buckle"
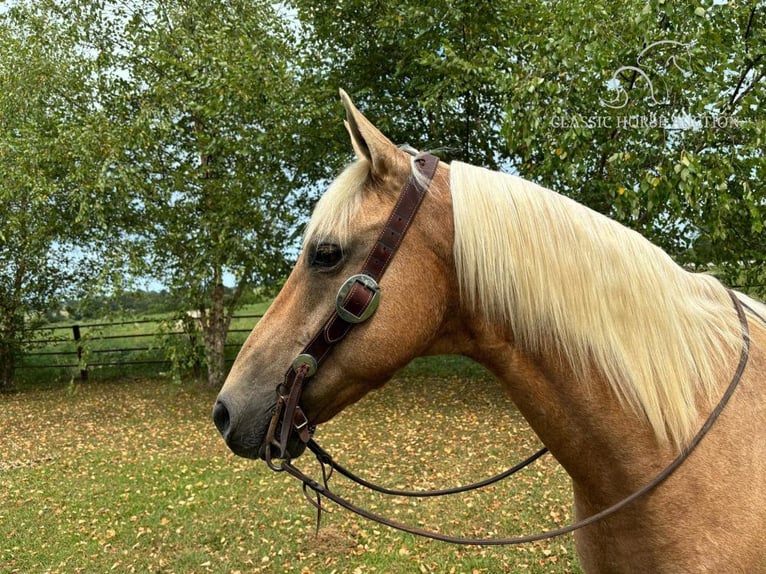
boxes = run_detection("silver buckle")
[335,274,380,323]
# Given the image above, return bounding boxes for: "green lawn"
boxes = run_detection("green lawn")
[15,302,271,386]
[1,367,583,573]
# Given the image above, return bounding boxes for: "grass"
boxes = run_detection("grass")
[1,363,583,573]
[14,303,271,386]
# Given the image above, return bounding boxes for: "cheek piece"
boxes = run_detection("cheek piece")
[264,153,440,465]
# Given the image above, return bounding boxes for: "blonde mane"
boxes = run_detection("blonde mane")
[303,155,749,449]
[451,161,744,448]
[303,159,371,249]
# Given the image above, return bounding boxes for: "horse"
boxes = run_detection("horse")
[213,90,766,573]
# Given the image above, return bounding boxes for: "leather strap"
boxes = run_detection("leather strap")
[265,153,440,463]
[279,291,752,545]
[361,154,439,280]
[308,439,549,497]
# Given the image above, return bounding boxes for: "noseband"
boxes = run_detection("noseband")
[265,152,440,465]
[263,153,753,546]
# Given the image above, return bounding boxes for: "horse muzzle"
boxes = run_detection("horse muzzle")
[213,389,309,460]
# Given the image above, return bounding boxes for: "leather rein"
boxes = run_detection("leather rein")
[263,152,753,545]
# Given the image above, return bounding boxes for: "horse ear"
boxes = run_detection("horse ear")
[339,89,397,177]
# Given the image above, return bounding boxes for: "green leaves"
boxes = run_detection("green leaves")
[0,3,109,389]
[290,0,764,295]
[1,0,319,388]
[291,0,522,168]
[497,0,765,293]
[3,0,764,391]
[56,0,312,386]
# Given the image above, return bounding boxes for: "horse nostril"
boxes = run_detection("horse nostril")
[212,400,231,438]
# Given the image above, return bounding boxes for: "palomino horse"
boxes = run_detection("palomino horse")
[214,90,766,573]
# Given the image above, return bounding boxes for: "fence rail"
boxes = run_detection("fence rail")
[15,314,263,381]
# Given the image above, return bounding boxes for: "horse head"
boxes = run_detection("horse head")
[213,90,458,460]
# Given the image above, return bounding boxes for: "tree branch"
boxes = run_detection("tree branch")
[724,53,764,116]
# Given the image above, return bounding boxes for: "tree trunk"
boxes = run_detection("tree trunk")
[201,281,230,388]
[198,266,250,388]
[0,316,18,392]
[0,341,16,392]
[203,324,227,388]
[0,265,25,392]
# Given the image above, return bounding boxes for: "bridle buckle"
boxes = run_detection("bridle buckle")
[335,274,380,324]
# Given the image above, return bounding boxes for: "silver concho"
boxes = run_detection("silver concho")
[335,274,380,324]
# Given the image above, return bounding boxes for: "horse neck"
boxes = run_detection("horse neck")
[463,320,675,502]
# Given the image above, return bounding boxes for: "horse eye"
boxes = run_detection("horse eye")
[309,243,344,270]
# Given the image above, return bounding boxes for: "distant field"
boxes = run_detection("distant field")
[15,302,272,386]
[1,366,583,573]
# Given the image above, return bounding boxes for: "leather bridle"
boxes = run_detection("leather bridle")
[263,152,753,545]
[264,152,440,466]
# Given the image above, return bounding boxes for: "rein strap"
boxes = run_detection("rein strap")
[278,293,752,546]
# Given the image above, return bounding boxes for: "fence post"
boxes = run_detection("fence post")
[72,325,88,382]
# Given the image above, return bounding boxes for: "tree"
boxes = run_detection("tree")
[501,0,765,293]
[0,4,108,390]
[290,0,528,168]
[92,0,312,387]
[293,0,765,296]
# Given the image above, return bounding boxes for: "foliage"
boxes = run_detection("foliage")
[500,0,765,291]
[0,372,582,573]
[3,0,764,391]
[67,290,183,321]
[2,0,322,390]
[105,0,304,286]
[292,0,765,294]
[291,0,523,168]
[0,4,109,390]
[51,288,268,323]
[155,314,204,384]
[61,0,315,387]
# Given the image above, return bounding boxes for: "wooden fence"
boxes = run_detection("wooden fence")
[15,314,263,381]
